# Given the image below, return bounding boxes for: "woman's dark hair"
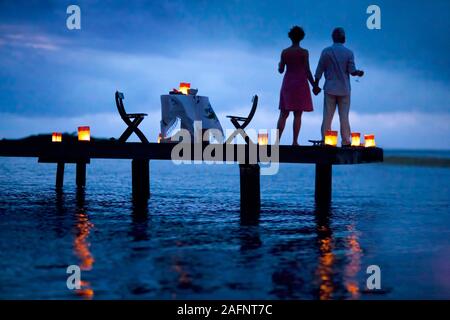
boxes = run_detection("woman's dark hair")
[288,26,305,43]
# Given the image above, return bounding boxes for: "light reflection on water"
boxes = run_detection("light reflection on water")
[73,189,94,299]
[344,224,362,299]
[0,157,449,299]
[315,206,335,300]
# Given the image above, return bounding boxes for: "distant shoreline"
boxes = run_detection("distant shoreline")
[383,156,450,168]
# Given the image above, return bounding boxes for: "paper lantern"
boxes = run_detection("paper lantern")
[258,132,269,145]
[324,130,338,146]
[351,133,360,147]
[52,132,62,143]
[179,82,190,95]
[78,126,90,142]
[364,134,376,147]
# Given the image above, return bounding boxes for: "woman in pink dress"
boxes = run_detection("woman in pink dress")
[277,26,318,145]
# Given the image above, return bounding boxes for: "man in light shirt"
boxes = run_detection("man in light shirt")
[314,27,364,146]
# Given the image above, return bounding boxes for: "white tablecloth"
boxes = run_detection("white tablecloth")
[160,94,224,142]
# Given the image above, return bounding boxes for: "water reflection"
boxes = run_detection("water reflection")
[313,204,363,300]
[173,257,194,290]
[171,255,203,298]
[238,226,263,280]
[55,189,65,214]
[268,208,311,299]
[52,188,363,300]
[73,188,95,299]
[53,189,69,238]
[344,224,362,299]
[130,197,149,242]
[314,204,335,300]
[239,226,262,252]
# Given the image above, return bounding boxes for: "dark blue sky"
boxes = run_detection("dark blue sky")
[0,0,449,148]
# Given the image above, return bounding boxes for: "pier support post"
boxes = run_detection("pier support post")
[132,159,150,199]
[239,164,260,224]
[315,164,332,204]
[56,162,65,189]
[76,162,86,188]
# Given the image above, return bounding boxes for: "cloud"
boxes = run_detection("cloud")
[0,25,62,51]
[1,33,448,116]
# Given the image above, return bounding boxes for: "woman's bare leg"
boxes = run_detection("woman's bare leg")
[293,111,302,145]
[276,110,290,143]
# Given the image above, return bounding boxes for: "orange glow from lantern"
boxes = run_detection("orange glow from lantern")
[351,132,360,147]
[179,82,190,95]
[364,134,376,147]
[257,132,269,145]
[157,133,162,143]
[52,132,62,142]
[324,130,338,146]
[73,209,95,299]
[78,126,90,141]
[76,286,94,299]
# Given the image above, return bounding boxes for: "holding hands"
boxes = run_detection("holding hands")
[311,69,364,96]
[312,79,321,96]
[312,85,321,96]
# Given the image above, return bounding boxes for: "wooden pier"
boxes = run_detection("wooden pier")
[0,139,383,222]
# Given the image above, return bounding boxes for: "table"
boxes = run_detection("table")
[160,94,224,142]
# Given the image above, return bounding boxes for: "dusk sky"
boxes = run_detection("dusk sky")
[0,0,449,148]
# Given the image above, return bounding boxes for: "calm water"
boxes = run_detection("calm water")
[0,151,449,299]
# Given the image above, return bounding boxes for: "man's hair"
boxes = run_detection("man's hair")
[332,27,345,43]
[288,26,305,43]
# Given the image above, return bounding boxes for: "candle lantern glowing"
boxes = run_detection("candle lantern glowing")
[364,134,376,147]
[324,130,338,146]
[257,132,269,145]
[157,133,162,143]
[179,82,191,95]
[351,132,361,147]
[52,132,62,142]
[78,126,90,142]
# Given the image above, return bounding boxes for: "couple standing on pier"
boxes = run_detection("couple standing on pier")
[277,26,364,146]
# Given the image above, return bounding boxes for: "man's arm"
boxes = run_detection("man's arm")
[314,51,325,86]
[348,51,364,77]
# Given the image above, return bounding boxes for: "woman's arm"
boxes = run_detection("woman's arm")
[278,51,285,74]
[305,50,315,86]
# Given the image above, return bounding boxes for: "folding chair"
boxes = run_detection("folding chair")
[115,91,149,143]
[225,95,258,144]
